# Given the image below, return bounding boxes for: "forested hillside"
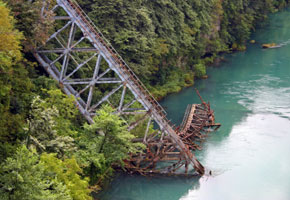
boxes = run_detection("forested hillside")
[79,0,289,98]
[0,0,289,199]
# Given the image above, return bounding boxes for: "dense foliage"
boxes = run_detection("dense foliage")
[0,2,143,198]
[0,0,33,162]
[0,146,73,200]
[79,0,289,98]
[0,0,289,198]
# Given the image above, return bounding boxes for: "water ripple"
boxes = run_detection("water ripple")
[224,75,290,119]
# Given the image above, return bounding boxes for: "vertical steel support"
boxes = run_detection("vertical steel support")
[41,0,46,17]
[86,54,102,110]
[60,22,75,81]
[143,117,152,143]
[118,84,127,111]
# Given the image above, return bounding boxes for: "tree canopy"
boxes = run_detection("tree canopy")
[78,0,289,98]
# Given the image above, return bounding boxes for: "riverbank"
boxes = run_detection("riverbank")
[78,1,290,101]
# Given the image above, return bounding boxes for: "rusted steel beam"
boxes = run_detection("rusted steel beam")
[173,90,222,155]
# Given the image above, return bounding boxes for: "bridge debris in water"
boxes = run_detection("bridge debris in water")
[178,90,221,152]
[124,90,221,176]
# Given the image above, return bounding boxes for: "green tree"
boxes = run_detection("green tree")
[26,94,76,158]
[36,88,79,137]
[40,153,91,200]
[6,0,55,51]
[0,146,71,200]
[76,105,144,185]
[194,63,206,78]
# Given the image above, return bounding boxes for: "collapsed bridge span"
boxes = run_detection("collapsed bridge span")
[125,96,221,175]
[36,0,220,176]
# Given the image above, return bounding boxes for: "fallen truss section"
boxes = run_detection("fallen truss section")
[125,96,221,175]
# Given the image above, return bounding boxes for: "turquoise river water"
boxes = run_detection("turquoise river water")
[99,8,290,200]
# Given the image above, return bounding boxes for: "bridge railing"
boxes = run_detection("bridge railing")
[60,0,171,125]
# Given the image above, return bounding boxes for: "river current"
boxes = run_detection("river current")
[99,7,290,200]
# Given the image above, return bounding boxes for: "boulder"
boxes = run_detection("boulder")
[201,75,208,79]
[262,43,277,48]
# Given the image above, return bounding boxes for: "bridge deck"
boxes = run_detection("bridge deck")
[178,103,221,151]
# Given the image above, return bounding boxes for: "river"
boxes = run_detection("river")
[98,7,290,200]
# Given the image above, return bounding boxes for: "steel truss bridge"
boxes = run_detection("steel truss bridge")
[35,0,210,175]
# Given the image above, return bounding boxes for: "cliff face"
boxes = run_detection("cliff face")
[77,0,289,98]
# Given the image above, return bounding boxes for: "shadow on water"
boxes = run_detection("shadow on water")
[96,173,201,200]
